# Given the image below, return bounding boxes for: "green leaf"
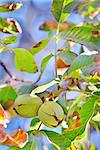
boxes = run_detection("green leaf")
[0,3,23,12]
[61,26,100,51]
[42,96,96,150]
[14,48,38,73]
[30,118,41,130]
[69,54,95,74]
[0,86,17,106]
[29,37,50,55]
[57,96,68,115]
[17,83,37,95]
[92,112,100,122]
[31,79,58,95]
[58,50,77,65]
[0,18,22,34]
[79,96,96,125]
[52,0,78,22]
[70,94,86,110]
[3,36,18,45]
[41,130,71,150]
[8,141,36,150]
[40,54,53,74]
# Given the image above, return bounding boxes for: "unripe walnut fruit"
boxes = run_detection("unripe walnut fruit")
[13,94,42,118]
[38,101,64,128]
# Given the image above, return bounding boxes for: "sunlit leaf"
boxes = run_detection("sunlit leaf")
[70,144,80,150]
[29,37,50,55]
[30,118,41,130]
[0,3,23,12]
[0,45,8,52]
[92,112,100,122]
[0,18,22,34]
[31,80,58,95]
[40,54,53,74]
[69,54,95,74]
[52,0,78,22]
[0,86,17,107]
[14,48,38,73]
[0,105,9,127]
[3,36,18,45]
[61,26,100,51]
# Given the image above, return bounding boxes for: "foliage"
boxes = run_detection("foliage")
[0,0,99,150]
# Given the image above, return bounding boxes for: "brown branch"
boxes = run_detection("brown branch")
[0,60,13,78]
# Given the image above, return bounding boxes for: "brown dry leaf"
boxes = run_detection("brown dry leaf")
[64,112,82,132]
[39,20,72,31]
[0,105,28,148]
[92,30,100,38]
[56,58,70,75]
[0,3,23,12]
[0,128,28,148]
[57,58,70,69]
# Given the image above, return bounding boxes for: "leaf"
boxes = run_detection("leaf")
[0,18,22,34]
[69,94,86,110]
[42,96,96,150]
[0,45,8,52]
[17,83,37,95]
[57,96,68,114]
[0,3,23,12]
[58,50,77,65]
[29,37,50,55]
[14,48,38,73]
[0,86,17,107]
[52,0,78,22]
[68,54,95,74]
[61,26,100,51]
[0,128,28,148]
[0,105,9,127]
[56,58,69,68]
[41,130,71,150]
[39,20,73,31]
[3,36,18,45]
[40,54,53,74]
[30,118,41,130]
[31,80,58,95]
[8,141,37,150]
[92,112,100,122]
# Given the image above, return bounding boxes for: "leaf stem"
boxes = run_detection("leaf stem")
[0,41,13,52]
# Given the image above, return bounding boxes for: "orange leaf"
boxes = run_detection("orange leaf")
[56,58,70,69]
[0,104,9,127]
[0,128,28,148]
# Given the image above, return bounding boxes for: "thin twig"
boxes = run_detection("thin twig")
[0,60,32,84]
[0,60,13,78]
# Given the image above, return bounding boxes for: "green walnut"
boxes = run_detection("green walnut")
[38,101,64,128]
[13,94,42,118]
